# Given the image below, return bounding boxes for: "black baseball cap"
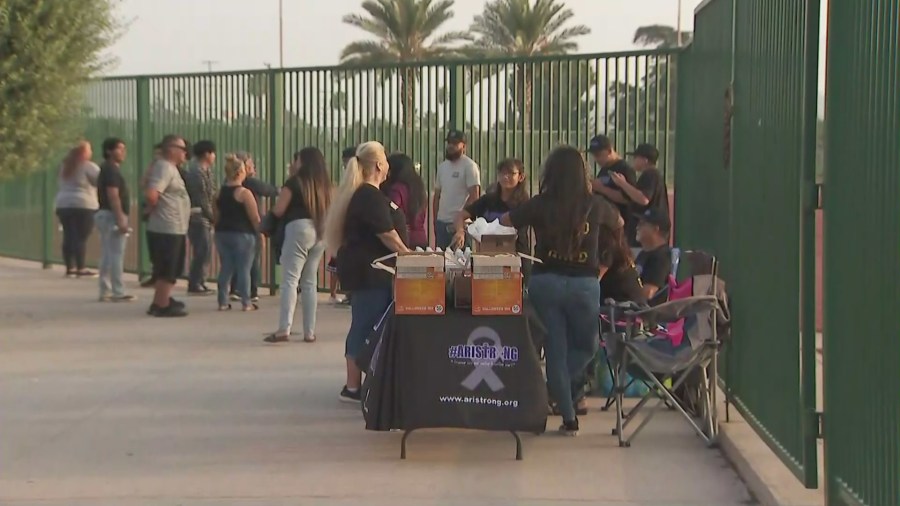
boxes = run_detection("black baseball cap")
[635,208,671,234]
[626,143,660,164]
[341,146,357,160]
[446,129,466,143]
[588,134,612,153]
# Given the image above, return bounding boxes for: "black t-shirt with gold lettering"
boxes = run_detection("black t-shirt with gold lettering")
[509,194,619,278]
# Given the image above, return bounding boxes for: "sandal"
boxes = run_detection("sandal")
[303,334,317,343]
[218,304,232,311]
[242,303,259,312]
[263,333,290,344]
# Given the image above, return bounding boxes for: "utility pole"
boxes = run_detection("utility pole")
[278,0,284,67]
[201,60,219,73]
[676,0,683,46]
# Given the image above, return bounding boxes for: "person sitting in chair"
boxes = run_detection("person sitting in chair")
[634,208,672,303]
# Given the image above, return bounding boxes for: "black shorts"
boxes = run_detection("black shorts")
[147,231,186,283]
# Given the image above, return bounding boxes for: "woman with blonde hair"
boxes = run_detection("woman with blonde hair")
[324,141,410,402]
[264,147,332,344]
[214,154,261,311]
[54,140,100,278]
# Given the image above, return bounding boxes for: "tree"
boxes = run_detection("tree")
[0,0,119,179]
[633,24,693,49]
[467,0,590,123]
[340,0,468,127]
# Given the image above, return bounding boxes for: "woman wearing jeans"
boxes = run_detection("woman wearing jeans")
[264,147,332,343]
[501,146,622,436]
[324,141,410,403]
[54,141,100,278]
[214,154,261,311]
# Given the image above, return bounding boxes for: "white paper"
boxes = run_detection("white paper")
[466,218,517,242]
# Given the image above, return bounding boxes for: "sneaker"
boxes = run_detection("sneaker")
[559,418,579,437]
[329,295,340,304]
[152,304,188,318]
[339,386,361,403]
[76,270,98,278]
[112,294,137,302]
[147,298,186,315]
[99,294,113,302]
[66,271,77,279]
[229,293,240,301]
[187,287,215,296]
[263,333,290,344]
[250,295,260,303]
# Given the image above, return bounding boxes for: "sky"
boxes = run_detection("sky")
[104,0,705,76]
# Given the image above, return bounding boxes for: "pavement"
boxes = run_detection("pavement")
[0,258,754,506]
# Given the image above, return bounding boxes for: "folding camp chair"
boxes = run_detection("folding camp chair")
[605,254,726,448]
[594,247,683,411]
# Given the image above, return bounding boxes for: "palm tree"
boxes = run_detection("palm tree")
[467,0,590,123]
[633,25,693,49]
[340,0,468,127]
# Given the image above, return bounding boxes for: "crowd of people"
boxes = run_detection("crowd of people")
[53,129,671,435]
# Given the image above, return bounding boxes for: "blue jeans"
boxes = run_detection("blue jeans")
[434,220,455,249]
[188,215,212,290]
[278,220,326,338]
[528,272,601,422]
[215,232,256,307]
[95,210,127,297]
[345,288,393,359]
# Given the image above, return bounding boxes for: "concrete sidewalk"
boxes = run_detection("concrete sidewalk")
[0,259,753,506]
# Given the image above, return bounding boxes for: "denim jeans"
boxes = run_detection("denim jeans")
[188,215,212,290]
[434,220,455,249]
[528,272,601,422]
[231,238,261,297]
[278,220,326,337]
[215,232,256,307]
[345,288,393,359]
[95,210,127,297]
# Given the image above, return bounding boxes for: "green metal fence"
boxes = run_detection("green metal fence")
[676,0,820,488]
[0,50,677,289]
[823,0,900,504]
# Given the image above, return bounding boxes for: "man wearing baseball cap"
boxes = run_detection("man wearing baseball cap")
[588,134,639,248]
[634,207,673,302]
[433,129,481,249]
[615,143,670,226]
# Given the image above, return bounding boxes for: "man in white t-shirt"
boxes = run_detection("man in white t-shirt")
[432,129,481,248]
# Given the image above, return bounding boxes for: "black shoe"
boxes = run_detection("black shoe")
[151,303,188,318]
[140,277,156,288]
[339,386,361,403]
[559,418,579,437]
[147,298,186,315]
[187,287,215,296]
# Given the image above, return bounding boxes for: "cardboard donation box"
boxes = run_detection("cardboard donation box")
[394,253,446,315]
[476,234,517,254]
[471,254,523,316]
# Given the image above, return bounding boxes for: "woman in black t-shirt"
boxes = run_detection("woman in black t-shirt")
[501,146,620,436]
[451,158,530,249]
[598,225,647,305]
[323,141,410,403]
[265,147,332,344]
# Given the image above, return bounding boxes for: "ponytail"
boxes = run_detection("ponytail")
[323,141,386,255]
[323,155,364,254]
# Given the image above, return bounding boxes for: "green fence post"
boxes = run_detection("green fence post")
[448,65,465,133]
[41,168,52,269]
[267,69,284,296]
[135,77,152,279]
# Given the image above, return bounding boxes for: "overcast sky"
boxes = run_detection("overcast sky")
[105,0,705,75]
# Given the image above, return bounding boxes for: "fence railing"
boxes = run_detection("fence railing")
[0,49,678,289]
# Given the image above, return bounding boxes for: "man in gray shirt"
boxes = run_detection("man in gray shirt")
[144,134,191,317]
[432,129,481,248]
